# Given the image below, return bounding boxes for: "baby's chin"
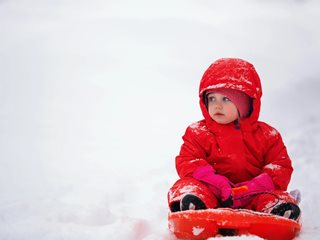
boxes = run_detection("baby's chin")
[211,116,237,125]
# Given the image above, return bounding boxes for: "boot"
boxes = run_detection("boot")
[180,194,207,211]
[270,202,301,220]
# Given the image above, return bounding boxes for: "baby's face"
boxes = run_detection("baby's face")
[207,93,239,124]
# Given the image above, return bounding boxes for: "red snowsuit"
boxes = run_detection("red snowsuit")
[168,58,297,212]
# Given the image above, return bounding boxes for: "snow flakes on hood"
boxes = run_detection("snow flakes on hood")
[221,75,254,86]
[199,83,251,97]
[198,58,263,126]
[198,58,262,99]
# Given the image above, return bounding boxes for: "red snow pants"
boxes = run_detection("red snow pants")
[168,177,298,213]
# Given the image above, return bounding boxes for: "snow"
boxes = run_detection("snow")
[269,129,278,137]
[265,164,281,171]
[1,0,320,239]
[192,226,205,236]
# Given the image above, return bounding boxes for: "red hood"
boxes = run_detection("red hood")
[199,58,262,131]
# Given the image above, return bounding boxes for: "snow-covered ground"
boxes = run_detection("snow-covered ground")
[1,0,320,239]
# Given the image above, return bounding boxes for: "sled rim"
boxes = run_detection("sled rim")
[168,208,301,240]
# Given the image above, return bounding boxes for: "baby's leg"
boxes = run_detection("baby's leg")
[248,190,301,220]
[167,177,218,212]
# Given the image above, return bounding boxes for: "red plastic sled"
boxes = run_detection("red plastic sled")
[168,208,301,240]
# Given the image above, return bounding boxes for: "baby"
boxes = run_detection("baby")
[168,58,300,220]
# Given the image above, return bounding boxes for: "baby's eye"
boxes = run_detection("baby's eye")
[208,96,216,102]
[223,96,231,102]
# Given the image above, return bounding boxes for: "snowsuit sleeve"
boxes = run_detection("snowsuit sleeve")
[175,124,210,178]
[261,124,293,190]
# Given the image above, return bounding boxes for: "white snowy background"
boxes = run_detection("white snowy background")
[1,0,320,239]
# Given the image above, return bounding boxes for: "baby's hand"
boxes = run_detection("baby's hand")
[232,173,275,208]
[192,165,234,207]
